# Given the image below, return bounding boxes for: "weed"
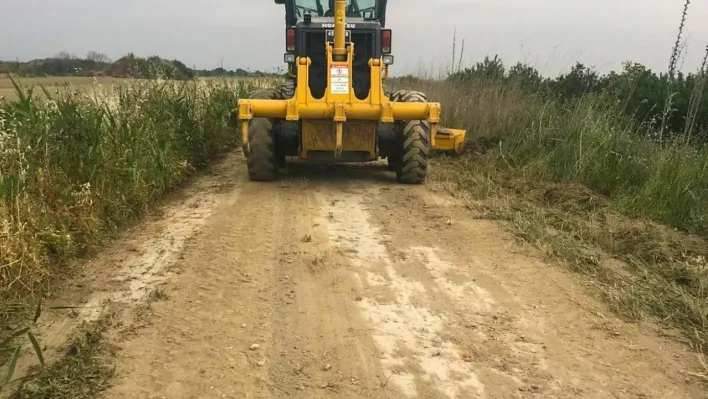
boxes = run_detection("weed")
[7,321,115,399]
[309,252,332,273]
[149,288,169,302]
[1,298,45,389]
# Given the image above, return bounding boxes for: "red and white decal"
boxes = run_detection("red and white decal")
[330,64,349,94]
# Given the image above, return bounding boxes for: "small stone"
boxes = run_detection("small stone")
[256,360,265,367]
[241,323,247,328]
[323,364,332,371]
[250,344,260,350]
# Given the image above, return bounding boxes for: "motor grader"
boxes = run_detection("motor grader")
[236,0,466,183]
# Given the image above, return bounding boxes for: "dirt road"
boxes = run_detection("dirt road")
[14,153,705,399]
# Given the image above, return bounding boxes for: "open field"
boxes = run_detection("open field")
[0,76,124,100]
[0,76,279,101]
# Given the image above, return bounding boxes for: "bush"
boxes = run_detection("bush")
[389,75,708,237]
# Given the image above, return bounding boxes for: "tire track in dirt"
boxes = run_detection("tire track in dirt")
[359,184,705,399]
[316,190,487,398]
[6,155,705,399]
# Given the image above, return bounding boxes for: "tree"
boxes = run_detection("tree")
[54,51,78,60]
[86,51,111,64]
[508,62,543,91]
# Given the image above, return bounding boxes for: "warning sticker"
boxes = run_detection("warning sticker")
[330,64,349,94]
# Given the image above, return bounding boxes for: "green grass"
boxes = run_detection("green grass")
[397,78,708,237]
[0,76,269,312]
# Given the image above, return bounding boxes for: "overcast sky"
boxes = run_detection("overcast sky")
[1,0,707,77]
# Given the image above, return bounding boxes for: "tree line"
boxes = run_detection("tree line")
[448,54,708,141]
[0,51,280,80]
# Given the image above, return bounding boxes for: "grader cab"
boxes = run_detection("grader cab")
[237,0,466,183]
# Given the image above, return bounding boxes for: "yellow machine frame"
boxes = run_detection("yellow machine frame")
[237,0,464,159]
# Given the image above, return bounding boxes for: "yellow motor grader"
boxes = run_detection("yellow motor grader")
[237,0,466,183]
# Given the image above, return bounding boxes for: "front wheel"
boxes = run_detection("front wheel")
[397,120,430,184]
[390,90,430,184]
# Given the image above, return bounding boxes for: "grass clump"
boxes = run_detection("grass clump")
[7,321,115,399]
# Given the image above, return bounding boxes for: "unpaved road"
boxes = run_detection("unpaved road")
[14,153,706,399]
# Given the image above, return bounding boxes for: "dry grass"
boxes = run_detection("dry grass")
[0,77,125,101]
[0,76,281,101]
[5,320,115,398]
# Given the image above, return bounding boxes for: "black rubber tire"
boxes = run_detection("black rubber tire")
[383,84,392,99]
[389,89,426,104]
[246,89,282,181]
[390,90,430,184]
[280,79,296,99]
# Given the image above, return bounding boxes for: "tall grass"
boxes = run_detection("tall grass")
[0,76,268,308]
[394,78,708,237]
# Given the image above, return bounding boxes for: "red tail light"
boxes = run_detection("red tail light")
[286,28,295,52]
[382,29,392,54]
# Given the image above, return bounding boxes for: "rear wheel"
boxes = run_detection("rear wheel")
[280,79,295,99]
[246,89,282,181]
[390,90,430,184]
[383,84,392,99]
